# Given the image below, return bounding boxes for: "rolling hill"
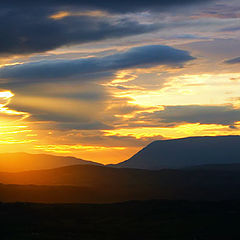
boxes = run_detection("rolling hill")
[0,152,102,172]
[1,164,240,203]
[113,135,240,170]
[1,136,240,203]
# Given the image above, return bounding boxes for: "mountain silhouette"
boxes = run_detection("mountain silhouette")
[113,135,240,170]
[1,164,240,203]
[0,152,102,172]
[1,136,240,203]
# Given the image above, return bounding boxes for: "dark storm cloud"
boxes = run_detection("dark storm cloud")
[0,0,215,55]
[0,45,195,84]
[225,57,240,64]
[1,0,214,13]
[138,105,240,126]
[0,8,159,55]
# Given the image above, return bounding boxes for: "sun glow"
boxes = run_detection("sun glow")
[49,10,109,20]
[104,123,240,139]
[112,73,240,107]
[49,11,71,20]
[0,90,36,149]
[0,91,14,99]
[34,144,126,154]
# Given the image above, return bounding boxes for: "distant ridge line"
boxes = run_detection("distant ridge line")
[112,135,240,170]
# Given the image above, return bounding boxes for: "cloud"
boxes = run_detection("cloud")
[191,3,240,20]
[6,82,143,130]
[47,131,164,148]
[107,103,151,115]
[225,57,240,64]
[8,93,110,130]
[0,45,195,85]
[220,26,240,32]
[2,0,214,13]
[0,8,159,55]
[137,105,240,126]
[0,0,216,55]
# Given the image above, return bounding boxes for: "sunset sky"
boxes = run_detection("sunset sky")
[0,0,240,164]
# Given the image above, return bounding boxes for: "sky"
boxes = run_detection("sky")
[0,0,240,164]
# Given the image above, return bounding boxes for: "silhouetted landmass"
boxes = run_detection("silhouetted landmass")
[1,200,240,240]
[0,152,102,172]
[1,138,240,239]
[1,136,240,203]
[1,164,240,203]
[113,136,240,169]
[184,163,240,171]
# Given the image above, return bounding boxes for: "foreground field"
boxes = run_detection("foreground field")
[1,200,240,240]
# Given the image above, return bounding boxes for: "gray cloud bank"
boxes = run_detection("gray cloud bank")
[0,45,195,84]
[138,105,240,126]
[2,0,214,13]
[0,0,216,55]
[0,8,159,55]
[225,57,240,64]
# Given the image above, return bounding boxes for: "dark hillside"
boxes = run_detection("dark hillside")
[114,136,240,169]
[1,200,240,240]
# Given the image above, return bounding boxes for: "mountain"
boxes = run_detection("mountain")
[184,163,240,171]
[113,135,240,170]
[1,164,240,203]
[0,152,102,172]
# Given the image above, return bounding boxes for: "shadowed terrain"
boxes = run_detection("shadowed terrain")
[1,164,240,203]
[1,200,240,240]
[113,136,240,169]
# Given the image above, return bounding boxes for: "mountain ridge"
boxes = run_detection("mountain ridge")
[0,152,102,172]
[1,163,240,203]
[112,135,240,170]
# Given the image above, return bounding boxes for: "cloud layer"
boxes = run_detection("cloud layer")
[0,8,159,55]
[225,57,240,64]
[0,0,239,163]
[0,0,216,55]
[2,0,214,13]
[0,45,195,84]
[138,105,240,126]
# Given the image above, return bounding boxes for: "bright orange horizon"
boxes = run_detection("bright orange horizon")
[0,0,240,164]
